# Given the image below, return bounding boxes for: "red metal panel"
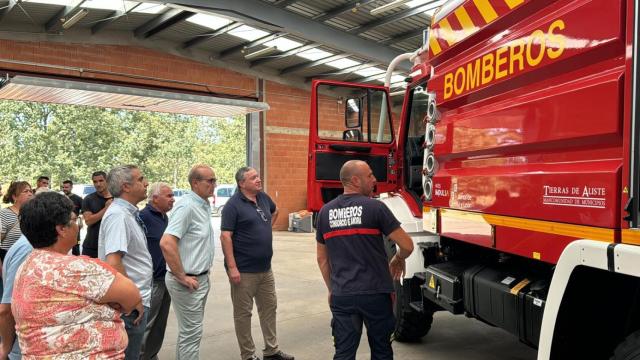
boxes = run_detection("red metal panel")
[494,226,580,263]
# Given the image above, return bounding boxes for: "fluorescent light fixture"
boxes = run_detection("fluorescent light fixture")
[327,58,361,69]
[297,48,332,61]
[264,38,302,52]
[228,25,270,41]
[371,0,410,15]
[405,0,448,16]
[81,0,139,11]
[244,46,278,60]
[61,8,88,29]
[23,0,73,5]
[187,13,232,30]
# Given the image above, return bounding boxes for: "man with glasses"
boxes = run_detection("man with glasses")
[220,167,294,360]
[160,164,216,360]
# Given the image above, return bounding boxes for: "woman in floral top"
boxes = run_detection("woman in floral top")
[11,192,142,359]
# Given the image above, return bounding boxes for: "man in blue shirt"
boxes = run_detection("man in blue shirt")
[316,160,414,360]
[221,167,294,360]
[0,235,33,359]
[140,182,174,360]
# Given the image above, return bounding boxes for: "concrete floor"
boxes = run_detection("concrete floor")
[157,218,538,360]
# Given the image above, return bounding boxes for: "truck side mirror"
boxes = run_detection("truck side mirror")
[343,129,363,141]
[345,98,362,128]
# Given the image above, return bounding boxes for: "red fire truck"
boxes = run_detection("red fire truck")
[307,0,640,358]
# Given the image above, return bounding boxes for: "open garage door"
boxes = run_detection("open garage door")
[0,75,269,117]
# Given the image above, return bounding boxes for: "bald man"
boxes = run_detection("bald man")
[315,160,414,360]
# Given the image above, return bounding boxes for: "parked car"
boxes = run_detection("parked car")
[72,184,96,199]
[213,184,236,215]
[172,188,191,204]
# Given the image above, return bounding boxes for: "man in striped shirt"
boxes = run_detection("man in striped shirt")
[160,164,216,360]
[315,160,414,360]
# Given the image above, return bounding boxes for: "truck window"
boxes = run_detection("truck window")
[316,84,393,144]
[404,83,428,202]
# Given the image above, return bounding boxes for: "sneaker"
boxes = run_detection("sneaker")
[246,355,261,360]
[263,350,294,360]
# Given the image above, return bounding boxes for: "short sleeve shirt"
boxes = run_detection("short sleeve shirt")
[164,192,215,275]
[221,191,276,273]
[315,194,401,296]
[12,250,127,358]
[82,192,110,250]
[98,198,153,307]
[1,235,33,359]
[139,204,169,280]
[0,208,22,251]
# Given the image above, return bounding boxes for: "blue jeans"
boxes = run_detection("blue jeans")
[330,294,395,360]
[121,306,150,360]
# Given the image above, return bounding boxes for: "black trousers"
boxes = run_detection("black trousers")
[330,293,395,360]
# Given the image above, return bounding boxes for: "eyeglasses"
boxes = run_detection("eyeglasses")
[199,178,217,185]
[256,207,268,222]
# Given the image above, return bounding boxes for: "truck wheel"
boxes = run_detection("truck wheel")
[393,280,433,342]
[611,330,640,360]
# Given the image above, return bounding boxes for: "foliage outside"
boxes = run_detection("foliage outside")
[0,100,246,190]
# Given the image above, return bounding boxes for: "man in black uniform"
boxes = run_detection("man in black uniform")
[81,171,112,258]
[316,160,414,360]
[62,179,83,255]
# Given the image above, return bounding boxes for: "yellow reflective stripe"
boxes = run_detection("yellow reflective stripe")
[473,0,498,23]
[622,229,640,245]
[439,209,615,242]
[454,6,476,37]
[437,18,456,46]
[429,30,442,55]
[504,0,525,9]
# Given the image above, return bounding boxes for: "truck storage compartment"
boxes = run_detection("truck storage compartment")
[463,266,548,348]
[422,262,468,314]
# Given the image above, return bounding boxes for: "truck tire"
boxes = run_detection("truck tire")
[393,280,433,342]
[611,330,640,360]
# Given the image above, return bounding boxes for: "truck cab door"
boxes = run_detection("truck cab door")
[307,80,398,212]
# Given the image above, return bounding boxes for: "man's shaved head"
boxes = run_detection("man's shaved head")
[339,160,367,187]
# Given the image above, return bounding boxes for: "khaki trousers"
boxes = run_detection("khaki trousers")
[230,269,279,360]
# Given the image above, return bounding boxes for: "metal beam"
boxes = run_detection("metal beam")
[305,62,379,82]
[345,70,404,84]
[313,0,377,22]
[382,28,424,45]
[45,0,86,32]
[349,1,438,35]
[134,8,195,39]
[182,22,242,49]
[219,32,286,59]
[280,53,351,75]
[274,0,298,8]
[249,42,320,67]
[156,0,412,71]
[91,3,141,35]
[0,0,17,23]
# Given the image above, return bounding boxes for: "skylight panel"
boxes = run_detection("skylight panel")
[264,38,303,52]
[23,0,73,5]
[297,48,332,61]
[187,13,232,30]
[354,67,385,77]
[326,58,361,69]
[133,3,167,14]
[81,0,139,11]
[228,25,270,41]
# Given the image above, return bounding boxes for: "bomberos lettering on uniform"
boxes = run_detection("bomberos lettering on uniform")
[329,206,363,228]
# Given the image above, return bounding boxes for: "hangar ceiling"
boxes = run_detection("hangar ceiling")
[0,0,443,94]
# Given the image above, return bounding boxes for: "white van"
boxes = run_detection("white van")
[213,184,236,215]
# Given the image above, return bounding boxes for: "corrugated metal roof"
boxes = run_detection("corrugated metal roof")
[0,0,436,93]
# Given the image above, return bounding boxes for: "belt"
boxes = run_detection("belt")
[185,270,209,277]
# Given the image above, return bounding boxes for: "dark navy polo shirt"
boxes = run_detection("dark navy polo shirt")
[221,190,276,273]
[139,204,169,280]
[315,194,401,296]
